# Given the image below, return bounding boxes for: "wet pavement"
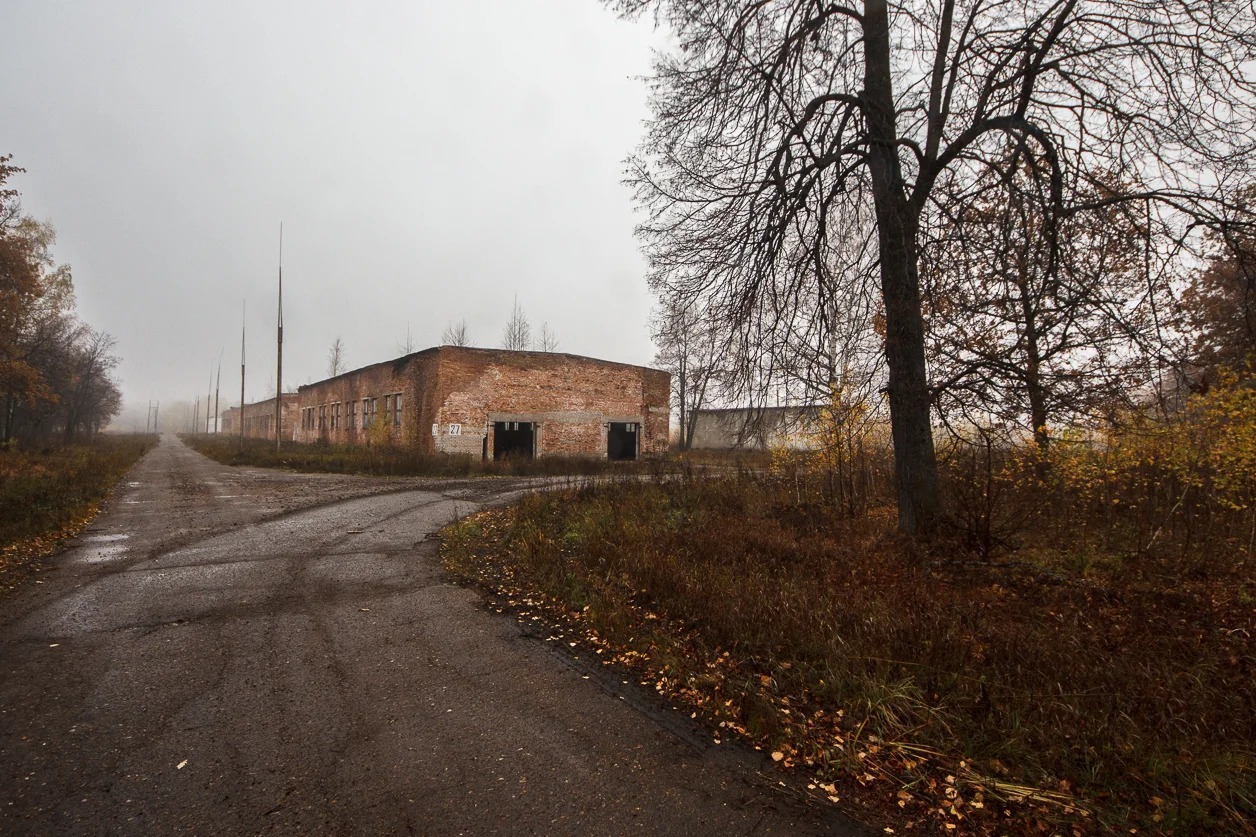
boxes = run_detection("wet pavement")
[0,435,863,835]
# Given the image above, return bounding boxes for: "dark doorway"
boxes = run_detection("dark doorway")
[493,421,535,460]
[607,422,639,461]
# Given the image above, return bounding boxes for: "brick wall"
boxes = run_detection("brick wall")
[431,348,669,459]
[220,394,300,441]
[272,346,669,459]
[293,352,435,448]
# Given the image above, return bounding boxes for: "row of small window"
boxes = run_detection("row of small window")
[301,393,403,431]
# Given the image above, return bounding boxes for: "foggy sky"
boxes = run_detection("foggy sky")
[0,1,667,424]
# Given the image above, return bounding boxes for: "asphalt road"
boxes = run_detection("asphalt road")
[0,435,866,835]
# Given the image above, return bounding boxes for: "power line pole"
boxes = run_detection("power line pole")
[146,400,152,433]
[275,223,284,452]
[193,395,199,435]
[207,364,213,433]
[240,299,246,451]
[214,351,222,434]
[154,401,159,433]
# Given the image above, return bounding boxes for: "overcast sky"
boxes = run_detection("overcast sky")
[0,1,667,420]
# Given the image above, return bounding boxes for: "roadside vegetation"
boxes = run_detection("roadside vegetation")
[183,434,677,479]
[2,156,123,446]
[442,380,1255,835]
[0,434,155,590]
[0,154,136,591]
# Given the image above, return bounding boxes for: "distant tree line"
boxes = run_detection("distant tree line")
[1,155,122,445]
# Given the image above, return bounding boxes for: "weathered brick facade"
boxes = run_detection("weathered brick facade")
[220,394,300,441]
[282,347,668,459]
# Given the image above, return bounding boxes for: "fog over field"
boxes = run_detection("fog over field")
[0,1,665,423]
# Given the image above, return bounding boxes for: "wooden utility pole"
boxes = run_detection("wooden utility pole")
[146,400,152,433]
[154,401,159,433]
[206,365,213,433]
[275,223,284,452]
[193,395,199,435]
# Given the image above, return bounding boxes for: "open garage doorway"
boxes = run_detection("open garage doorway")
[493,421,535,460]
[607,422,639,461]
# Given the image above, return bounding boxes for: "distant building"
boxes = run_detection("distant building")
[222,346,669,460]
[689,406,821,451]
[220,394,299,441]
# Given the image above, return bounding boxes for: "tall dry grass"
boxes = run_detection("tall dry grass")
[443,385,1256,833]
[0,434,156,587]
[183,434,675,479]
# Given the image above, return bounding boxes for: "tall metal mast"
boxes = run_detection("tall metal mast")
[214,351,222,434]
[275,223,283,452]
[240,300,246,450]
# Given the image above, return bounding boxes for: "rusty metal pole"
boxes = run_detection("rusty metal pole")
[240,300,246,451]
[275,223,283,453]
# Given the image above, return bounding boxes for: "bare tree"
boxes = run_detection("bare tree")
[652,303,723,450]
[1185,184,1256,384]
[397,323,416,355]
[328,337,346,377]
[60,328,121,442]
[538,322,559,352]
[441,319,470,347]
[501,298,531,351]
[924,155,1168,445]
[614,0,1256,535]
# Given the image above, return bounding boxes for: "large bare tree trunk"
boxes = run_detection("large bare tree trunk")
[864,0,942,535]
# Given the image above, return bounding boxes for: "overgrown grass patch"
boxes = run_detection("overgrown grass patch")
[183,434,677,479]
[441,473,1255,835]
[0,434,156,589]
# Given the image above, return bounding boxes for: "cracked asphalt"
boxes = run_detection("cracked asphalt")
[0,435,866,835]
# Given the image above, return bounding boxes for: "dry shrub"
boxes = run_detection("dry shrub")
[935,376,1256,576]
[455,466,1254,833]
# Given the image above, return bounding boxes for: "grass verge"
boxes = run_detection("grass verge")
[0,434,156,591]
[441,474,1254,836]
[182,434,677,478]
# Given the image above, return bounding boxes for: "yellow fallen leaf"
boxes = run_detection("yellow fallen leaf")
[771,751,785,762]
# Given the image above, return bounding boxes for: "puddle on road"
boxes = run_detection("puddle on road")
[83,533,130,543]
[81,544,129,563]
[71,533,131,564]
[127,482,142,487]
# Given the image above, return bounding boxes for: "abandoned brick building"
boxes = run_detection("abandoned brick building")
[220,394,299,441]
[223,347,669,460]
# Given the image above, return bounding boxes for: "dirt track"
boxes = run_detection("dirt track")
[0,435,864,835]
